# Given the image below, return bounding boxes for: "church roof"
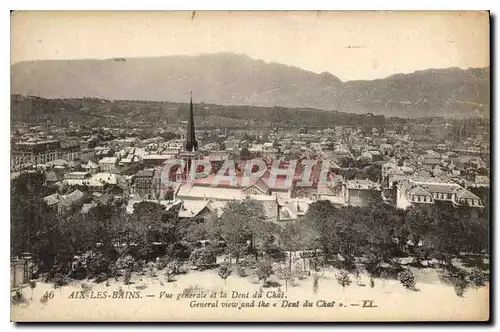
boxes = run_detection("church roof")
[185,93,198,152]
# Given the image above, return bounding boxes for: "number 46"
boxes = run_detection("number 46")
[42,291,54,299]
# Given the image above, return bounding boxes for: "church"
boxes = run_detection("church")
[153,93,315,223]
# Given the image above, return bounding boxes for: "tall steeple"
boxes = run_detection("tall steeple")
[185,91,198,152]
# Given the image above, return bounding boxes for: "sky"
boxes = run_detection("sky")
[11,11,490,81]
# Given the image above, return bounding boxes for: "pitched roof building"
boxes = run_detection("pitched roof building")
[397,178,483,209]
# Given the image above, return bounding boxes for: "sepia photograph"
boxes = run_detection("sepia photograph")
[9,10,490,322]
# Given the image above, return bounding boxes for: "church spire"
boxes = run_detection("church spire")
[185,91,198,152]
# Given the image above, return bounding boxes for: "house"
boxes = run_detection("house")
[43,193,60,209]
[45,171,62,186]
[63,172,92,187]
[379,144,394,155]
[99,157,119,173]
[131,169,155,199]
[60,140,81,161]
[177,200,217,220]
[58,189,86,214]
[475,175,490,187]
[362,150,383,163]
[81,160,99,174]
[89,173,120,192]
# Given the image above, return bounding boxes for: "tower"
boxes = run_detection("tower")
[185,92,198,152]
[179,92,201,182]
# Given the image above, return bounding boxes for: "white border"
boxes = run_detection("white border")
[2,1,496,10]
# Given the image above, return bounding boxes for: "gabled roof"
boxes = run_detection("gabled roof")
[408,186,432,196]
[178,200,211,218]
[417,183,461,194]
[455,188,480,200]
[99,157,117,164]
[43,193,60,206]
[45,171,60,183]
[134,169,155,178]
[324,159,341,169]
[242,177,269,194]
[97,192,113,205]
[60,189,85,204]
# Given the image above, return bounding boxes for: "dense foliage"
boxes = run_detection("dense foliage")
[11,172,489,287]
[301,200,489,268]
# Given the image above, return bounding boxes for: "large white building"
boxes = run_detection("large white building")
[396,178,483,209]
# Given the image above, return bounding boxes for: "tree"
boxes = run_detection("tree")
[184,218,208,243]
[218,262,232,286]
[275,265,295,292]
[216,198,268,263]
[11,172,55,258]
[239,148,252,160]
[420,204,489,266]
[165,260,181,282]
[312,273,320,294]
[303,201,337,263]
[335,270,352,289]
[397,270,417,291]
[365,164,382,183]
[280,220,316,270]
[127,201,192,260]
[189,247,217,270]
[255,259,273,285]
[453,277,469,297]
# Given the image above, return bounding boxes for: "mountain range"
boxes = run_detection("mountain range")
[11,52,490,118]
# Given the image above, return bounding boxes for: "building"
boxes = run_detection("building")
[81,160,99,174]
[45,170,62,186]
[60,140,81,161]
[64,171,91,182]
[131,169,156,199]
[208,150,231,160]
[343,179,381,207]
[11,140,61,170]
[99,157,119,173]
[397,178,483,209]
[143,155,172,168]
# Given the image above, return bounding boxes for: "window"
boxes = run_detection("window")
[417,196,421,202]
[447,193,452,200]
